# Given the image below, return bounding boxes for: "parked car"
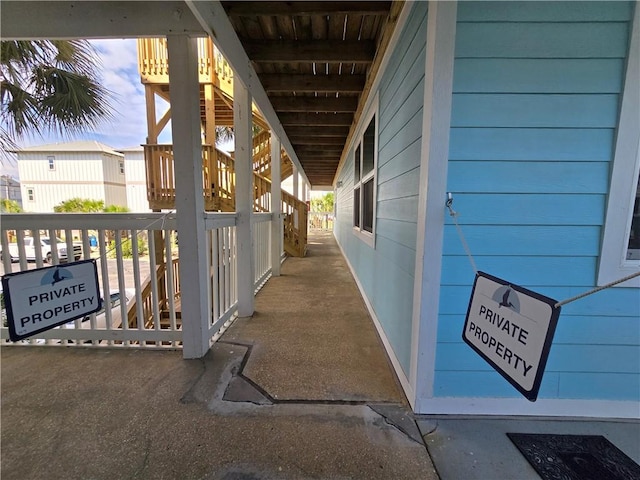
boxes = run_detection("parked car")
[1,237,82,263]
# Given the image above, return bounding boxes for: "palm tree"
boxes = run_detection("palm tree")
[0,40,112,153]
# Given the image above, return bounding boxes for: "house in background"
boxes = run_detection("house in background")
[118,146,151,213]
[0,174,22,207]
[15,141,128,212]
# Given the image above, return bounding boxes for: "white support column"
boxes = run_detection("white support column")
[270,134,282,276]
[410,1,458,411]
[301,181,307,203]
[234,78,255,316]
[292,166,299,199]
[167,35,210,359]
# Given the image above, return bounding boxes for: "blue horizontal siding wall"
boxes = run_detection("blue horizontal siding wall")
[437,1,639,402]
[334,2,428,377]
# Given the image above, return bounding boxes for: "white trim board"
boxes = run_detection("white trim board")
[598,4,640,288]
[411,1,458,403]
[417,397,640,419]
[334,232,416,408]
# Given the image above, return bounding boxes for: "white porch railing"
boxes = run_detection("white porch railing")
[1,212,278,349]
[253,213,272,292]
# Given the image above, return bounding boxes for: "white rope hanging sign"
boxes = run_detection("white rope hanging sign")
[446,193,639,401]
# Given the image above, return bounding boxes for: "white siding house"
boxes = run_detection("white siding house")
[0,175,22,207]
[118,146,151,212]
[16,141,128,212]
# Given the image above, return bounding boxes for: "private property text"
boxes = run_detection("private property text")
[21,282,95,328]
[467,304,533,377]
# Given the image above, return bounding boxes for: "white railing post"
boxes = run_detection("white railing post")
[270,134,282,276]
[167,34,211,359]
[234,79,255,317]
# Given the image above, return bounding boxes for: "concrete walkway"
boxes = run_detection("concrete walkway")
[223,230,402,403]
[1,231,438,480]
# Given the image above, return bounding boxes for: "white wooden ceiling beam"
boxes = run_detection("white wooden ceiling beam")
[1,1,205,39]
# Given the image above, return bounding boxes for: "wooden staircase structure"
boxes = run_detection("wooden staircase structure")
[137,38,306,257]
[123,38,308,336]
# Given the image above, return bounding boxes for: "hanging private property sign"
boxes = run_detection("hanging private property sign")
[2,260,101,342]
[462,271,561,402]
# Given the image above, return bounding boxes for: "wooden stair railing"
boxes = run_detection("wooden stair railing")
[252,131,295,182]
[127,258,181,333]
[127,263,163,330]
[144,144,307,257]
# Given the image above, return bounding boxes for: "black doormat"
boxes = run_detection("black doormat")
[507,433,640,480]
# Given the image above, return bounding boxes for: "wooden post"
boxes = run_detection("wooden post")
[167,34,211,359]
[234,79,255,317]
[292,165,299,199]
[204,83,216,147]
[271,134,282,276]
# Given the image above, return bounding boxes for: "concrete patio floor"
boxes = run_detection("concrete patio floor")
[2,231,638,479]
[1,230,437,480]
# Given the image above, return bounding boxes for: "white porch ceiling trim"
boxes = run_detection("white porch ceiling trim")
[1,1,205,39]
[186,1,310,186]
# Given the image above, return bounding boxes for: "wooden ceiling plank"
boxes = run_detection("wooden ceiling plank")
[223,2,392,17]
[295,145,344,154]
[328,12,346,40]
[245,40,375,63]
[260,74,366,93]
[279,112,354,126]
[360,15,381,41]
[258,15,278,39]
[285,126,350,137]
[311,14,328,40]
[275,14,296,39]
[240,15,264,39]
[289,136,347,145]
[296,15,313,41]
[271,96,358,112]
[344,14,364,40]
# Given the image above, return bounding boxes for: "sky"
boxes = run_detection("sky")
[1,39,171,179]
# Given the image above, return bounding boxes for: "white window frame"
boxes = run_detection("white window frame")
[47,155,55,171]
[26,187,35,202]
[598,7,640,288]
[119,161,125,175]
[352,97,379,248]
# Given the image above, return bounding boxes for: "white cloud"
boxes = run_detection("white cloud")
[90,39,148,148]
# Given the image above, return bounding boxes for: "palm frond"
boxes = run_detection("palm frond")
[37,67,112,136]
[1,39,113,145]
[1,80,41,137]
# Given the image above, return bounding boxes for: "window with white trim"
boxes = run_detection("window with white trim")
[598,8,639,287]
[26,187,34,201]
[119,161,125,174]
[353,110,377,245]
[47,156,55,170]
[628,173,640,260]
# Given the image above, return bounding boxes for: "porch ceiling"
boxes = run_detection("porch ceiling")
[220,1,399,187]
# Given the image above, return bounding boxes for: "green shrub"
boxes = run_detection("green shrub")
[108,237,148,259]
